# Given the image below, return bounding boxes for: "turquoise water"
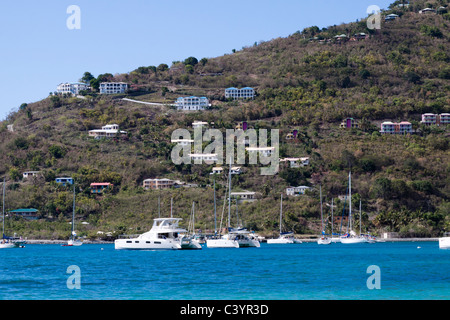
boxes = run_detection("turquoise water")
[0,242,449,300]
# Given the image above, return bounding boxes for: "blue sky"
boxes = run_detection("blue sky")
[0,0,394,120]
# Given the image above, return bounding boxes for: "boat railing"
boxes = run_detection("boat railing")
[118,234,141,239]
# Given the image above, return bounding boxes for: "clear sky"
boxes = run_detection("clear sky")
[0,0,394,121]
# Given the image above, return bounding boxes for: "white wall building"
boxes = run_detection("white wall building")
[99,82,128,94]
[88,124,127,138]
[286,186,311,196]
[225,87,255,100]
[280,157,310,168]
[189,153,218,164]
[57,82,90,95]
[23,171,40,179]
[246,147,275,157]
[175,96,210,111]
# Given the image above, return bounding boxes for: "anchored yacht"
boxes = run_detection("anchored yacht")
[115,218,202,250]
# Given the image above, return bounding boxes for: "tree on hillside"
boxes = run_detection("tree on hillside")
[80,72,95,84]
[184,56,198,66]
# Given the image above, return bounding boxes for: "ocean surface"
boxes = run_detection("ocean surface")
[0,241,449,300]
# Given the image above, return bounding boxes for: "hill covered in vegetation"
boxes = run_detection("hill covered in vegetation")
[0,0,449,240]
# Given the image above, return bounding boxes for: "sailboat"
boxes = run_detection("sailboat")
[180,201,202,249]
[64,183,82,246]
[329,199,341,243]
[1,178,26,249]
[340,172,367,244]
[207,160,259,248]
[317,186,331,245]
[267,194,301,244]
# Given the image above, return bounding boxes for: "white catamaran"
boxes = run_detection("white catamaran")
[115,217,202,250]
[267,194,301,244]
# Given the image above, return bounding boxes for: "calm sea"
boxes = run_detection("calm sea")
[0,241,449,300]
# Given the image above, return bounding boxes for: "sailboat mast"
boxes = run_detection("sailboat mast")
[2,178,5,237]
[170,197,173,218]
[72,182,76,241]
[213,177,217,234]
[227,158,232,229]
[320,185,324,232]
[279,194,283,234]
[349,172,352,231]
[331,198,334,236]
[359,200,362,236]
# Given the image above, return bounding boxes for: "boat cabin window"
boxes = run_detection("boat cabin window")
[126,241,132,243]
[158,233,169,239]
[154,241,161,244]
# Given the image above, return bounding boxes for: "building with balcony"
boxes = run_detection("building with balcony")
[55,177,73,186]
[340,118,359,129]
[90,183,113,194]
[175,96,210,111]
[421,113,450,126]
[286,186,311,196]
[88,124,127,138]
[99,82,128,94]
[380,121,413,134]
[8,208,39,220]
[56,82,90,95]
[143,178,175,190]
[246,147,275,157]
[225,87,255,100]
[280,157,310,168]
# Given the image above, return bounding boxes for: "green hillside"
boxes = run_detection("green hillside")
[1,0,449,240]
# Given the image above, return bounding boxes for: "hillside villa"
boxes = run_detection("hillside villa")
[420,113,450,126]
[22,171,40,179]
[225,87,255,100]
[56,82,90,95]
[8,208,39,220]
[340,118,359,129]
[88,124,127,138]
[286,186,311,196]
[99,82,128,94]
[143,178,175,190]
[55,177,73,186]
[380,121,413,134]
[230,191,257,203]
[175,96,210,111]
[90,183,113,194]
[280,157,310,168]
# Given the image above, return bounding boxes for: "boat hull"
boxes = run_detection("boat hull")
[114,239,182,250]
[340,237,368,244]
[206,239,239,248]
[267,238,294,244]
[0,243,16,249]
[439,237,450,249]
[237,239,260,248]
[317,237,332,245]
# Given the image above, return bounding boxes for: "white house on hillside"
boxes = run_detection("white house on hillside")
[175,96,210,111]
[225,87,255,100]
[89,124,127,138]
[99,82,128,94]
[286,186,311,196]
[57,82,90,95]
